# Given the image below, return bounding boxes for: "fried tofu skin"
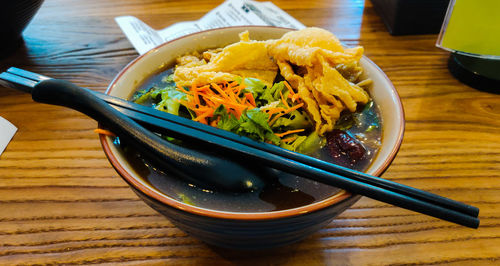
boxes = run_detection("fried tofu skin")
[173,27,370,135]
[267,27,369,135]
[173,31,278,88]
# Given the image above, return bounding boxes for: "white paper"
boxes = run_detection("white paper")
[115,0,305,55]
[0,116,17,157]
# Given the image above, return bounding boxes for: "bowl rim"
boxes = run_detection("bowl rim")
[100,25,405,221]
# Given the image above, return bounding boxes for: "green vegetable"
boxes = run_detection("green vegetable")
[365,124,378,132]
[213,106,280,145]
[154,85,188,116]
[334,111,357,130]
[132,77,322,152]
[150,88,163,99]
[362,100,374,112]
[261,81,287,104]
[162,73,175,83]
[245,108,273,133]
[243,77,266,96]
[272,110,312,130]
[264,132,281,145]
[236,109,280,145]
[214,105,240,131]
[296,131,325,155]
[132,88,158,104]
[280,134,307,151]
[241,79,290,106]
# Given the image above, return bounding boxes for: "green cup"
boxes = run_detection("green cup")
[437,0,500,91]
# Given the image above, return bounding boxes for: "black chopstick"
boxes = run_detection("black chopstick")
[0,67,480,228]
[97,90,480,218]
[0,72,38,93]
[117,102,482,227]
[107,104,480,228]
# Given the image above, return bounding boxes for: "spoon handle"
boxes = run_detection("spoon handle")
[31,79,264,192]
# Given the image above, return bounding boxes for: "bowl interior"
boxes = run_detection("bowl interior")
[103,26,404,219]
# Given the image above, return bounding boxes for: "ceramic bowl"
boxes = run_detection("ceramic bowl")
[100,26,405,249]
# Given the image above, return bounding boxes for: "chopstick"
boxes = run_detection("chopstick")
[0,67,480,228]
[104,98,481,228]
[100,93,480,218]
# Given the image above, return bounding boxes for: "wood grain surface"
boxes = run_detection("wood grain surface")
[0,0,499,265]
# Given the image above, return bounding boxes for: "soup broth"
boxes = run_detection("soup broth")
[116,67,382,213]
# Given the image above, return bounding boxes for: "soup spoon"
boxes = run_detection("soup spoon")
[0,70,266,192]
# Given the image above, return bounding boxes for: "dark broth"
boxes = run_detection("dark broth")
[117,68,382,212]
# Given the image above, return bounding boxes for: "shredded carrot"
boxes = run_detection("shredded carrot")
[193,109,214,122]
[227,81,234,89]
[281,136,298,143]
[204,98,217,108]
[234,84,245,97]
[190,84,201,106]
[234,107,244,118]
[284,81,295,96]
[284,103,304,114]
[269,103,304,125]
[94,128,116,137]
[174,80,258,124]
[176,84,190,94]
[275,129,305,138]
[240,96,248,106]
[210,116,220,127]
[209,96,248,111]
[226,86,238,103]
[196,84,210,91]
[245,93,256,107]
[280,91,289,108]
[211,83,230,100]
[266,108,286,122]
[268,114,283,125]
[284,81,301,103]
[170,79,308,145]
[265,107,286,115]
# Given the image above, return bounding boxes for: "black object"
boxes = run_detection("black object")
[0,69,265,193]
[448,53,500,93]
[0,67,480,228]
[0,0,44,58]
[370,0,449,35]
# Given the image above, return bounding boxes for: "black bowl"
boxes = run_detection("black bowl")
[0,0,44,57]
[99,26,405,249]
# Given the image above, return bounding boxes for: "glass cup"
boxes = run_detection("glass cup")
[436,0,500,92]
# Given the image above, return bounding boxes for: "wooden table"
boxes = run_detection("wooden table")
[1,0,499,264]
